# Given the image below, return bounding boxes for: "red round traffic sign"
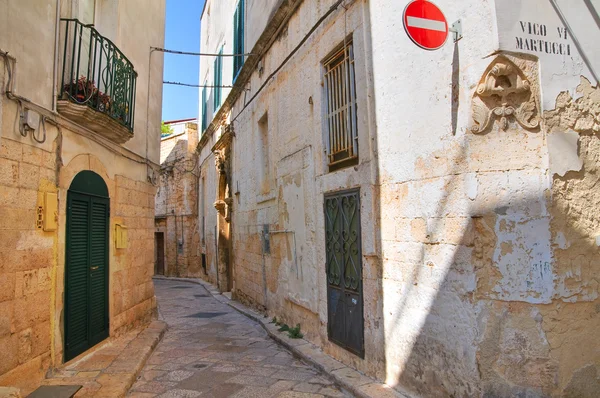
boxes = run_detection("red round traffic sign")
[403,0,449,50]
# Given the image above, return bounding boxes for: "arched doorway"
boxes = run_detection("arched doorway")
[65,171,110,361]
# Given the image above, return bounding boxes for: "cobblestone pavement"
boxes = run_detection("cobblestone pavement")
[128,278,350,398]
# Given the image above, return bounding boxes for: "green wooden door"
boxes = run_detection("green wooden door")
[65,172,109,361]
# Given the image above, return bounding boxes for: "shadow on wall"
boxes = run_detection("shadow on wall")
[381,128,600,397]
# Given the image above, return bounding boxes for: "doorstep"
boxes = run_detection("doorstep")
[153,276,416,398]
[40,321,167,397]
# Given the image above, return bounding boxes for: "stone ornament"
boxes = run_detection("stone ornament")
[212,127,234,222]
[471,56,540,133]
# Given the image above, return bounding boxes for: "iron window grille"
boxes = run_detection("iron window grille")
[233,0,245,80]
[323,42,358,171]
[59,19,137,131]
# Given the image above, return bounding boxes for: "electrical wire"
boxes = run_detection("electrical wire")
[164,81,242,89]
[33,116,48,144]
[151,46,253,57]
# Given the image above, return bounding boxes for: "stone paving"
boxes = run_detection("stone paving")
[128,278,350,398]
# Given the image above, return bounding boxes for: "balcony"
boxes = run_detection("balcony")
[58,19,137,143]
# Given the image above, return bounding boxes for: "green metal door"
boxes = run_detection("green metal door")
[324,189,364,357]
[65,171,109,362]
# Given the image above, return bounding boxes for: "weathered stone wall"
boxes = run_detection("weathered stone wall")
[199,0,386,380]
[198,0,600,396]
[0,133,158,394]
[541,77,600,397]
[371,0,600,396]
[0,132,57,394]
[0,0,165,393]
[155,124,202,277]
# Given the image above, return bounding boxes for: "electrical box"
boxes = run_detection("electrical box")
[43,192,58,231]
[115,224,128,249]
[24,109,40,130]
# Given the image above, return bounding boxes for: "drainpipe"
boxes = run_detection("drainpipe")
[52,0,61,112]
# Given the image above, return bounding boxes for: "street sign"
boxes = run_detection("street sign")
[403,0,449,50]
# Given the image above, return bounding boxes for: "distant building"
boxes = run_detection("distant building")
[162,118,198,137]
[155,120,202,278]
[196,0,600,397]
[0,0,165,393]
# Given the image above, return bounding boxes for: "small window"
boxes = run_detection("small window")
[323,41,358,171]
[201,85,208,131]
[213,47,223,110]
[233,0,245,80]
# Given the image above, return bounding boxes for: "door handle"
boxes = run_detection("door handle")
[90,266,99,270]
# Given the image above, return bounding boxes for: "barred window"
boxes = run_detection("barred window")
[324,42,358,171]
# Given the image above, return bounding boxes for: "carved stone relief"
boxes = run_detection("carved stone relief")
[213,128,233,222]
[471,56,540,134]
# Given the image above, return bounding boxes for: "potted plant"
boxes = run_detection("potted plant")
[63,76,97,103]
[63,76,114,115]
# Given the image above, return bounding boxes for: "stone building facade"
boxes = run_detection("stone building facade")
[0,0,165,394]
[155,121,203,278]
[196,0,600,396]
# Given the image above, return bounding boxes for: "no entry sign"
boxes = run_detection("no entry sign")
[403,0,449,50]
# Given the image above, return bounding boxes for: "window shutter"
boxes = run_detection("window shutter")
[213,55,220,108]
[65,194,90,356]
[233,0,245,79]
[88,197,109,345]
[202,86,207,131]
[233,7,239,77]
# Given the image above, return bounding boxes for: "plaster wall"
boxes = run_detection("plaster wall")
[0,0,165,164]
[370,0,600,396]
[0,0,164,393]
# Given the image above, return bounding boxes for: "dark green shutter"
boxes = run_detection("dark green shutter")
[65,193,91,359]
[213,47,223,109]
[88,197,109,346]
[202,86,207,131]
[233,0,244,79]
[65,190,109,361]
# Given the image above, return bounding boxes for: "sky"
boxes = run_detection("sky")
[161,0,206,122]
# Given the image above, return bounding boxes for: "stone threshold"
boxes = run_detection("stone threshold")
[153,276,416,398]
[41,321,167,397]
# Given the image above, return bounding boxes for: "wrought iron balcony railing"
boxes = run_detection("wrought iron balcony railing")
[59,19,137,134]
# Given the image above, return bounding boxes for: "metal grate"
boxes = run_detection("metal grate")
[324,42,358,168]
[324,189,364,357]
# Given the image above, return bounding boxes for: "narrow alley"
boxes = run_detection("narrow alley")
[128,279,349,398]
